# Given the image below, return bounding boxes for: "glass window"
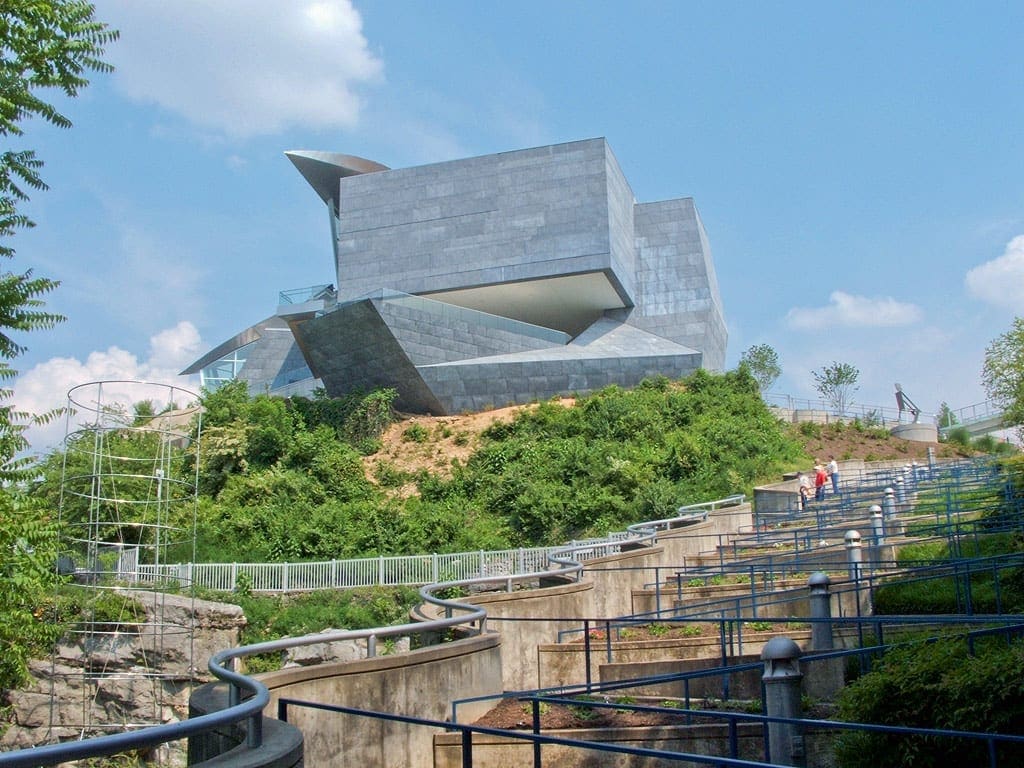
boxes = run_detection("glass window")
[200,343,253,391]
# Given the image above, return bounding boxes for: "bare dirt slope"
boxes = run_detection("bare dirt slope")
[363,400,960,488]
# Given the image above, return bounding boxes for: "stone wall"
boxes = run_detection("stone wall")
[1,592,245,766]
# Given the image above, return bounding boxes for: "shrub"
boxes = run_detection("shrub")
[402,423,430,443]
[374,461,410,488]
[798,421,822,438]
[834,636,1024,767]
[944,426,973,449]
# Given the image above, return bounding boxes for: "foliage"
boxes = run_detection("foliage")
[287,387,396,445]
[31,369,811,566]
[402,422,429,443]
[433,368,806,545]
[812,361,860,415]
[0,2,115,693]
[834,635,1024,768]
[942,425,973,450]
[1,1,117,256]
[30,423,172,547]
[228,586,420,648]
[0,3,116,475]
[937,401,958,429]
[877,503,1024,614]
[738,343,781,392]
[0,493,63,692]
[982,317,1024,441]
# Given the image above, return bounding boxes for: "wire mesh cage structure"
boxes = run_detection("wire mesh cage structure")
[52,380,201,751]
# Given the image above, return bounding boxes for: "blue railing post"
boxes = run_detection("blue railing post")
[461,729,473,768]
[654,566,662,614]
[583,619,592,692]
[531,700,542,768]
[247,712,262,748]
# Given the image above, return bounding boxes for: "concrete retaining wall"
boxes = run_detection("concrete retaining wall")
[536,630,813,691]
[257,634,503,768]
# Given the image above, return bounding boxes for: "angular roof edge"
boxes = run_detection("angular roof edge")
[285,151,390,205]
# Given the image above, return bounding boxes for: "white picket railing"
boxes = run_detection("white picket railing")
[133,546,589,593]
[122,495,747,593]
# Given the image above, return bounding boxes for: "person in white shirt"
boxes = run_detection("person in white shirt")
[827,456,839,494]
[798,473,811,510]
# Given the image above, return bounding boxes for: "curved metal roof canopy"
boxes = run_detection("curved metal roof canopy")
[285,151,389,207]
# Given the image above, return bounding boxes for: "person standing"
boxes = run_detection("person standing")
[798,472,811,511]
[827,455,839,494]
[814,463,827,502]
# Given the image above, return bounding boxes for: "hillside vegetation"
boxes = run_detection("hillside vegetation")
[31,368,975,566]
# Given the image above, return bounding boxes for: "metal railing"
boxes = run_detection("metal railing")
[122,495,746,593]
[286,620,1024,768]
[1,495,726,765]
[7,459,1017,765]
[277,284,335,305]
[131,547,570,592]
[762,392,929,425]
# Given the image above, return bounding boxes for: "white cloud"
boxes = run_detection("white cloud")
[99,0,383,138]
[11,323,204,454]
[785,291,923,331]
[146,322,204,371]
[965,235,1024,311]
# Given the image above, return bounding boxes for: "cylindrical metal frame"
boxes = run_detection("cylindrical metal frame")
[53,381,201,745]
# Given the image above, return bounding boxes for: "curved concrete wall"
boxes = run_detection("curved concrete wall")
[580,544,665,619]
[192,506,772,766]
[654,504,755,565]
[189,682,304,768]
[257,634,502,768]
[461,578,593,691]
[890,422,938,442]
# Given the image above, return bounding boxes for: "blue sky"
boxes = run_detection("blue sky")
[10,1,1024,450]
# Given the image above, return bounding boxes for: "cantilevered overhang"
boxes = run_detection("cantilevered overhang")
[285,151,389,207]
[421,271,630,339]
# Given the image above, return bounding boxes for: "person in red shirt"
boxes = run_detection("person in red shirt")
[814,463,827,502]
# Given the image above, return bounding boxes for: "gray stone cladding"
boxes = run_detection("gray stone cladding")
[417,316,704,414]
[294,299,445,414]
[182,137,728,413]
[335,138,632,307]
[295,295,569,413]
[420,352,702,415]
[235,317,316,395]
[623,198,727,371]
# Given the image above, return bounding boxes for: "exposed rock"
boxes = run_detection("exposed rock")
[283,628,411,667]
[2,591,246,766]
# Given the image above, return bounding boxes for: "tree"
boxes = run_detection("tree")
[1,2,117,250]
[738,344,781,392]
[812,361,859,416]
[0,492,63,692]
[0,2,116,692]
[0,2,117,474]
[937,401,958,430]
[982,316,1024,440]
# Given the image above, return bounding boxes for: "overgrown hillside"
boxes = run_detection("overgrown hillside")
[29,369,980,567]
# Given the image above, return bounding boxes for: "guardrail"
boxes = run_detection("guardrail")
[123,496,746,593]
[762,392,929,425]
[0,495,728,765]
